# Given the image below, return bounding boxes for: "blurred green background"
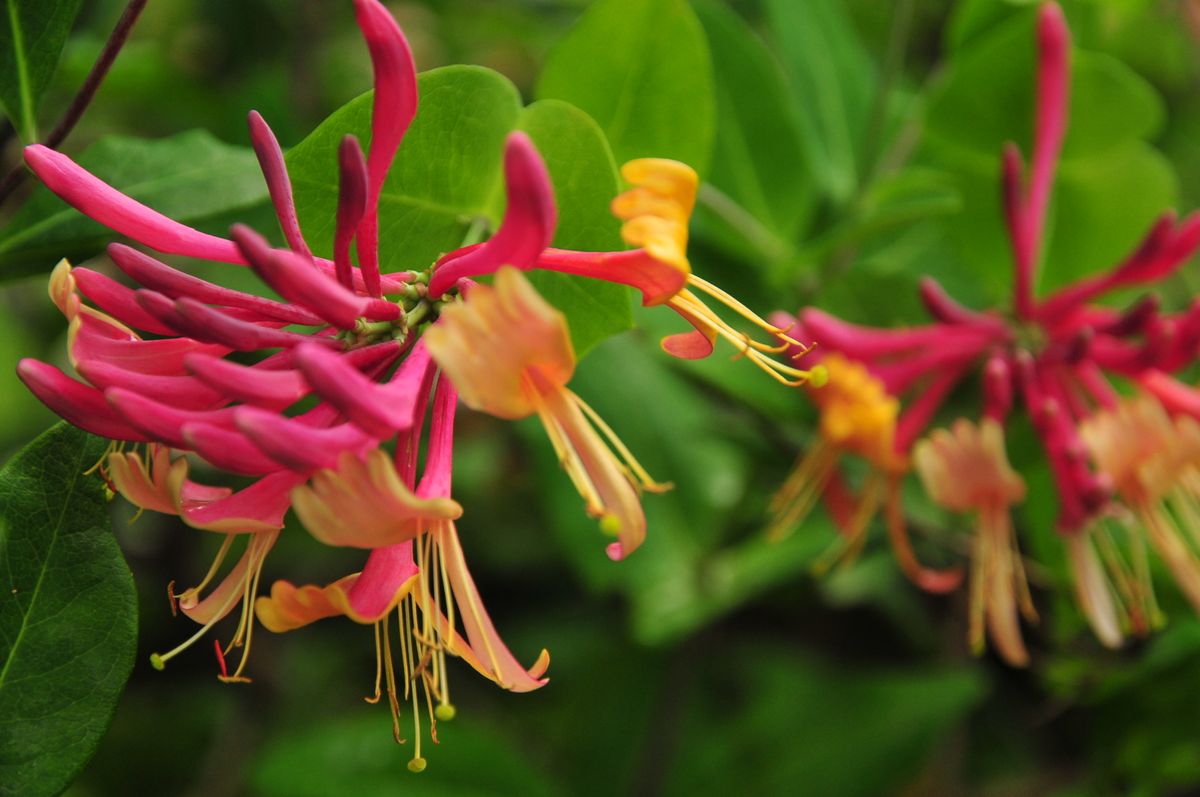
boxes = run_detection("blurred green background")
[4,0,1200,795]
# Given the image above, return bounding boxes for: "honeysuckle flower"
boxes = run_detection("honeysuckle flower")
[914,419,1034,666]
[425,265,669,561]
[15,0,808,757]
[428,143,827,388]
[770,2,1200,661]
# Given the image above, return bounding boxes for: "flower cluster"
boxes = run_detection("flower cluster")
[16,0,819,767]
[770,2,1200,666]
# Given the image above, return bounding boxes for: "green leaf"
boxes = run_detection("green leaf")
[762,0,876,207]
[690,0,813,261]
[663,648,987,797]
[0,0,82,142]
[289,66,633,357]
[516,99,632,356]
[536,0,715,176]
[920,7,1177,301]
[0,423,137,797]
[0,130,270,280]
[288,65,522,276]
[251,709,564,797]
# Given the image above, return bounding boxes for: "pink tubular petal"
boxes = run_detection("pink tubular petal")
[292,341,431,437]
[71,268,178,335]
[983,355,1013,422]
[343,542,420,622]
[76,359,227,410]
[24,145,245,264]
[231,224,400,329]
[428,133,557,296]
[335,135,369,290]
[106,388,238,448]
[135,290,322,351]
[1029,3,1069,253]
[353,0,419,297]
[17,359,148,440]
[235,408,374,473]
[173,296,335,351]
[248,110,312,258]
[1141,370,1200,420]
[437,522,549,691]
[184,354,309,409]
[479,246,686,308]
[109,243,325,326]
[894,364,971,453]
[416,377,457,499]
[181,422,287,475]
[801,308,958,360]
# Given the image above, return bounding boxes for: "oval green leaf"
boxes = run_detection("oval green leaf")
[536,0,715,176]
[0,423,137,797]
[0,0,82,142]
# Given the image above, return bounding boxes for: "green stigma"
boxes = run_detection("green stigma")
[807,364,829,389]
[435,703,457,721]
[599,514,622,536]
[407,757,427,774]
[149,653,165,671]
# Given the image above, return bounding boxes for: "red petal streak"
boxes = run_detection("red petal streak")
[17,359,148,441]
[248,111,312,258]
[428,133,557,296]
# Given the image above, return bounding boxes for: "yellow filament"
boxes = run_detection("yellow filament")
[186,535,237,599]
[365,621,384,704]
[572,391,671,493]
[149,574,246,671]
[767,441,838,541]
[812,472,885,576]
[381,613,404,744]
[686,274,804,344]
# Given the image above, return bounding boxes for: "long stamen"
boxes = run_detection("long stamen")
[571,391,671,493]
[366,621,384,704]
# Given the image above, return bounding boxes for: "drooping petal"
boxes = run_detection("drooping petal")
[425,266,575,420]
[291,450,462,549]
[168,468,303,534]
[434,521,550,691]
